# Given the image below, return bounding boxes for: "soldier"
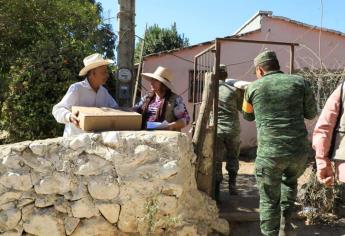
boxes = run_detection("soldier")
[215,64,250,200]
[242,50,317,236]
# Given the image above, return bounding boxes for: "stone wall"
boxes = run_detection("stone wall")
[0,131,228,235]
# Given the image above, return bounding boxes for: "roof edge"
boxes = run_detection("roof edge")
[143,11,345,60]
[143,30,260,59]
[143,40,214,59]
[268,14,345,37]
[233,10,272,35]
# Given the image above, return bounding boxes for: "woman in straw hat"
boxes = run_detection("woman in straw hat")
[52,53,118,137]
[134,66,190,131]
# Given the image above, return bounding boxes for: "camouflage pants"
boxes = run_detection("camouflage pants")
[255,154,308,236]
[215,133,240,183]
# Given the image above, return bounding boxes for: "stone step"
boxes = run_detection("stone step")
[219,195,305,222]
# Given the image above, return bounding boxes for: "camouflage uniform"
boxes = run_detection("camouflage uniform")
[243,51,317,236]
[216,80,243,193]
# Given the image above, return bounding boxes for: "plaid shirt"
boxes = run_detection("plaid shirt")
[135,94,190,124]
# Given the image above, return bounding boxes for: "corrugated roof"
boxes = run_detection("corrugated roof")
[143,40,213,59]
[143,30,259,59]
[269,14,345,37]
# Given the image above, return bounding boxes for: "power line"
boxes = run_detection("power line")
[170,53,194,64]
[103,16,117,21]
[319,0,324,67]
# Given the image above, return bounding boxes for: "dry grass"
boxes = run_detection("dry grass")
[297,69,345,110]
[298,169,345,225]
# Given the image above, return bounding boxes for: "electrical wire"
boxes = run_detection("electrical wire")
[319,0,324,68]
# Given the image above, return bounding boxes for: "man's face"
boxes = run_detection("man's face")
[91,65,109,85]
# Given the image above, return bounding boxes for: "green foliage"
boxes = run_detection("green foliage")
[135,23,189,63]
[0,0,116,142]
[143,194,159,235]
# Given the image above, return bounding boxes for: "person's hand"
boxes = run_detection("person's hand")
[317,165,334,187]
[69,110,80,128]
[167,123,175,131]
[166,120,185,131]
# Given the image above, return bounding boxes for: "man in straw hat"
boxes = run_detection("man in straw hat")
[52,53,118,137]
[134,66,190,131]
[215,64,251,201]
[242,50,317,236]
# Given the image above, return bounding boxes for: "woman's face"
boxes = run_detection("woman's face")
[150,79,163,93]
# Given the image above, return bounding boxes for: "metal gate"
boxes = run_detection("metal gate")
[191,41,220,197]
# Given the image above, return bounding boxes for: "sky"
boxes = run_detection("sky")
[98,0,345,45]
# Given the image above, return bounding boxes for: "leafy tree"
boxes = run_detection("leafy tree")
[0,0,116,142]
[134,23,189,63]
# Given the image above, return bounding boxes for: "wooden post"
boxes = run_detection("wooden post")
[117,0,135,107]
[192,72,215,196]
[132,25,147,107]
[210,40,220,198]
[290,45,295,74]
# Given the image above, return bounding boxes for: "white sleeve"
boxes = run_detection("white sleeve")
[52,84,79,124]
[106,91,119,108]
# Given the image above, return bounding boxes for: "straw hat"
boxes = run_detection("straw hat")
[225,78,251,90]
[142,66,175,92]
[79,53,114,76]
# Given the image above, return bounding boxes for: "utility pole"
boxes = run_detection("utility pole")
[117,0,135,107]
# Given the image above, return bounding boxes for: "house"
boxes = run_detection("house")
[140,11,345,149]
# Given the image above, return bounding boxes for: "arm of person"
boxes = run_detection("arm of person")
[52,84,79,125]
[304,80,318,120]
[168,95,190,131]
[132,95,146,113]
[167,119,186,131]
[105,90,119,108]
[242,88,255,121]
[312,86,342,186]
[236,89,244,112]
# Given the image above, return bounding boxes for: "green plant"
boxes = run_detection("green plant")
[134,23,189,63]
[143,194,159,236]
[0,0,116,142]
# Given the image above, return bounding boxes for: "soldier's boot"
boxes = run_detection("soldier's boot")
[228,174,238,195]
[279,211,297,236]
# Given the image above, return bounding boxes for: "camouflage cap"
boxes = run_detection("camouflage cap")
[218,64,228,80]
[254,50,278,67]
[219,64,227,72]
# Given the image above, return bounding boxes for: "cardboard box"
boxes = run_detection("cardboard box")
[71,106,142,132]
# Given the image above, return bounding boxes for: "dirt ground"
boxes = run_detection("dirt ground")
[218,157,345,236]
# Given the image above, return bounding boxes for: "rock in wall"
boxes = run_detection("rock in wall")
[0,131,229,235]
